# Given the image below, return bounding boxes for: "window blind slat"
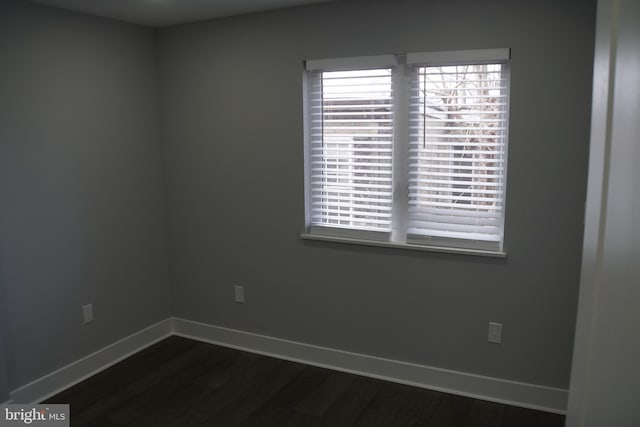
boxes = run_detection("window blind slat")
[408,193,502,204]
[312,194,394,204]
[409,206,502,219]
[311,103,394,110]
[313,205,392,216]
[409,171,504,180]
[311,147,393,153]
[408,186,504,196]
[408,160,504,171]
[408,133,506,140]
[407,228,501,242]
[408,178,503,187]
[312,214,391,227]
[408,200,503,210]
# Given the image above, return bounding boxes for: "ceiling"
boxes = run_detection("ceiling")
[27,0,338,27]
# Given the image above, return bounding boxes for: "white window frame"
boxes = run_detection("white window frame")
[302,49,510,258]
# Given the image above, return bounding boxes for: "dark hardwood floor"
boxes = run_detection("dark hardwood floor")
[45,336,565,426]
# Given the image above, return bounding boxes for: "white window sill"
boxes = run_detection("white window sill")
[300,233,507,259]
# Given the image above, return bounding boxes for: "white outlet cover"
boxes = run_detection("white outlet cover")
[488,322,502,344]
[82,304,94,324]
[234,285,245,303]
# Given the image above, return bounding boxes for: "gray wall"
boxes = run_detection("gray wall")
[567,0,640,424]
[0,0,171,391]
[158,0,596,388]
[0,259,11,402]
[0,339,8,402]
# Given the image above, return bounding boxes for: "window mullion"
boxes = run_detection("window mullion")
[390,58,410,244]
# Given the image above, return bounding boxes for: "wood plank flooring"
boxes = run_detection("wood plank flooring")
[45,336,565,426]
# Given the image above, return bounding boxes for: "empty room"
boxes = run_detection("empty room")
[0,0,638,425]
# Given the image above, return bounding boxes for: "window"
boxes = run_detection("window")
[302,49,510,256]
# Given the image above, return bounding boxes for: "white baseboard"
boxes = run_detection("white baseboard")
[10,318,173,404]
[173,317,568,414]
[8,317,568,414]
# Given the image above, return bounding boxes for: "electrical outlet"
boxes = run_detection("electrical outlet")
[82,304,94,324]
[488,322,502,344]
[234,285,245,303]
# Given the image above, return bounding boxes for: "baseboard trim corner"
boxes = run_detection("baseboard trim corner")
[172,317,568,414]
[10,318,173,404]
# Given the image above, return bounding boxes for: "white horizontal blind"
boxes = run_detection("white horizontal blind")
[407,63,509,250]
[308,68,394,235]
